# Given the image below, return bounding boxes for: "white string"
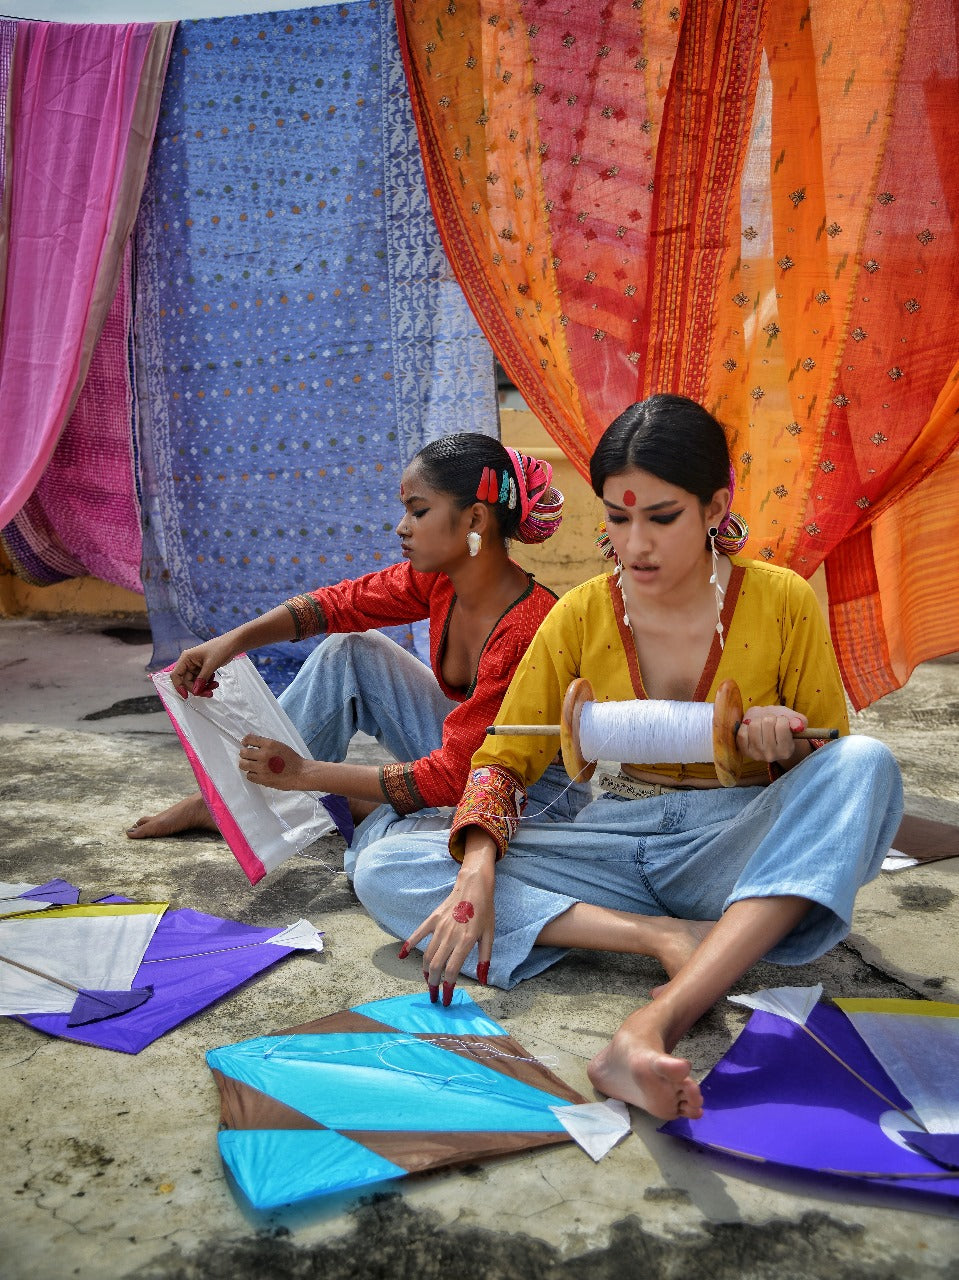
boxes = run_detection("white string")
[257,1032,559,1093]
[578,699,714,766]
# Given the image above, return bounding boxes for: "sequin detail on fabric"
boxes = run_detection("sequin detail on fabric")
[449,765,526,862]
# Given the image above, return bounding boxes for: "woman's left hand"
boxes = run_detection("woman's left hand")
[239,735,309,790]
[736,705,809,765]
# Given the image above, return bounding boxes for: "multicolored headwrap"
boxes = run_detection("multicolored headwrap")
[505,449,564,544]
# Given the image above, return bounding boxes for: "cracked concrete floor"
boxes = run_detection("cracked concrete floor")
[2,617,959,1279]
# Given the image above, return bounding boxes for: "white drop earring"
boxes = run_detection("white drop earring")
[467,530,482,557]
[708,526,725,649]
[614,558,630,629]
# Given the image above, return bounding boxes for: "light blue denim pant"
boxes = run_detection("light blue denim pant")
[352,734,904,989]
[278,630,590,863]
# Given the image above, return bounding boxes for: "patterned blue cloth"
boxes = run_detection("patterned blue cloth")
[134,2,496,687]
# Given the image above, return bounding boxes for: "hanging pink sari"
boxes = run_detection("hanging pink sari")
[397,0,959,707]
[0,20,173,537]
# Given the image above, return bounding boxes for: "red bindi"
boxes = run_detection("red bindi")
[452,900,475,923]
[268,755,286,775]
[622,489,637,507]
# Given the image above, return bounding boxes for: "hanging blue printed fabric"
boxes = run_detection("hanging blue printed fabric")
[134,2,497,687]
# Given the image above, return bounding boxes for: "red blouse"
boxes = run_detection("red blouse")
[297,561,557,812]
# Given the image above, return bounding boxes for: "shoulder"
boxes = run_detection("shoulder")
[387,562,444,601]
[734,557,815,599]
[733,557,824,625]
[492,576,555,644]
[552,572,614,614]
[522,573,613,639]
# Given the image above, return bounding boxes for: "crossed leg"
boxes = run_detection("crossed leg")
[540,895,811,1121]
[587,895,811,1119]
[537,902,714,980]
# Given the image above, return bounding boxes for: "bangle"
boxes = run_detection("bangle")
[380,762,424,815]
[282,593,327,641]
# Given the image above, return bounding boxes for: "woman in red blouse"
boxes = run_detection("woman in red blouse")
[127,433,587,849]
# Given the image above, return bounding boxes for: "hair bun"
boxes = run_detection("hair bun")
[506,449,564,544]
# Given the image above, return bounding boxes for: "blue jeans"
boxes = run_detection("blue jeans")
[278,630,590,863]
[352,734,904,988]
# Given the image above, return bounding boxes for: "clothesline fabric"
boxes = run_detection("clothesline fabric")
[0,19,174,534]
[1,248,143,591]
[397,0,959,708]
[0,21,13,219]
[133,1,497,686]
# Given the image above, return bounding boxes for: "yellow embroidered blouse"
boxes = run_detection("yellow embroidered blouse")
[449,558,849,859]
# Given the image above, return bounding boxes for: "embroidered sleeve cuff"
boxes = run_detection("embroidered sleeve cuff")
[380,762,426,815]
[449,765,526,863]
[282,593,327,641]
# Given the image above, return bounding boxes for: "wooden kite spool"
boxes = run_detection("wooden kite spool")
[560,677,747,788]
[488,680,836,787]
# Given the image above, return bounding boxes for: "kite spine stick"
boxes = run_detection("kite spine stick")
[0,952,80,992]
[800,1024,928,1133]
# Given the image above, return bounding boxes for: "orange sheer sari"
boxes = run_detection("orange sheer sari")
[398,0,959,707]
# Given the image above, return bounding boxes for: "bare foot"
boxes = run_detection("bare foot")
[126,793,218,839]
[587,1012,704,1122]
[654,917,715,980]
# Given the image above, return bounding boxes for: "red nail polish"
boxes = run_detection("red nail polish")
[476,961,490,986]
[192,678,204,696]
[428,983,439,1004]
[442,981,454,1007]
[398,942,410,960]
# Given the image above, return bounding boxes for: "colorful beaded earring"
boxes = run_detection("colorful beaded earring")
[595,521,616,561]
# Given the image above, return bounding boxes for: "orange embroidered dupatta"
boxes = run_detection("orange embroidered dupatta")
[397,0,959,708]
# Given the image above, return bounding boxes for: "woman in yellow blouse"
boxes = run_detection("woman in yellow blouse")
[353,395,903,1123]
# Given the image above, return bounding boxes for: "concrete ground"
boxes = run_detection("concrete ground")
[2,615,959,1280]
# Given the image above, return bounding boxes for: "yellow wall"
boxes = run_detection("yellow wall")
[0,543,147,619]
[500,408,605,596]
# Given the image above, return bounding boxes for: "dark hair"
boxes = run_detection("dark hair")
[589,395,731,505]
[414,432,563,545]
[414,434,522,539]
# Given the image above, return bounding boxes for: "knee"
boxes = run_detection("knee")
[827,734,903,805]
[351,846,379,905]
[834,733,899,778]
[352,841,394,910]
[282,632,358,691]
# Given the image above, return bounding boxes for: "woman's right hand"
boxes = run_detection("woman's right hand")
[400,840,497,1003]
[169,634,238,699]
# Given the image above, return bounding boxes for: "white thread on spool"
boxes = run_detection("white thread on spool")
[577,699,715,765]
